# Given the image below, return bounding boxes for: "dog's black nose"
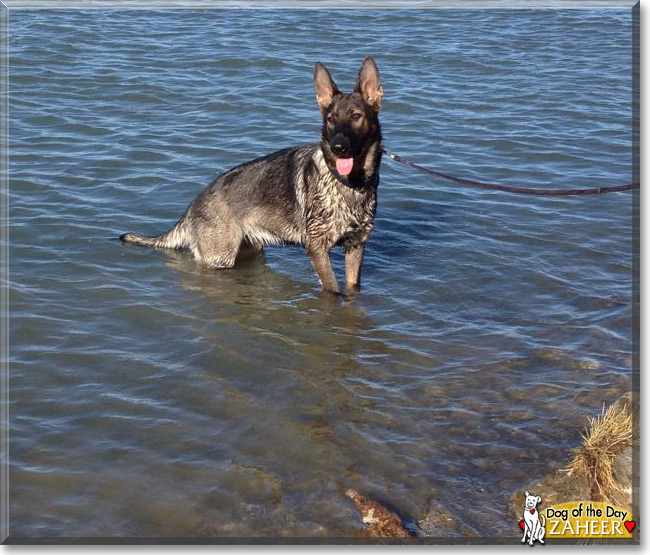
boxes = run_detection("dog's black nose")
[332,143,350,157]
[331,143,348,156]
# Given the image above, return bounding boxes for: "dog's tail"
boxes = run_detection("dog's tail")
[120,220,188,250]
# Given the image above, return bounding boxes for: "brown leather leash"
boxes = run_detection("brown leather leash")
[382,148,639,196]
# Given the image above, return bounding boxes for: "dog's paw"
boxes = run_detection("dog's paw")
[346,282,361,294]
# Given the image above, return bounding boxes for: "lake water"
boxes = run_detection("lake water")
[9,8,636,539]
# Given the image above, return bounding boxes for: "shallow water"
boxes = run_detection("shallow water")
[10,9,635,538]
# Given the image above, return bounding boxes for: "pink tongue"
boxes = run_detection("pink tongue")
[336,157,354,176]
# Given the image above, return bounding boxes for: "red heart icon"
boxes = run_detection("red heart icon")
[624,521,635,533]
[530,509,535,514]
[520,521,525,530]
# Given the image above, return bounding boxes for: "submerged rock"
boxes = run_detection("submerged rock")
[612,447,632,493]
[344,488,410,537]
[509,470,593,520]
[418,498,478,537]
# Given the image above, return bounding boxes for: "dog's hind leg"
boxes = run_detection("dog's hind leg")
[193,223,243,269]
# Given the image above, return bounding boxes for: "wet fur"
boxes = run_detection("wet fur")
[121,58,384,294]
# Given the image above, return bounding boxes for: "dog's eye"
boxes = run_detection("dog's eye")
[327,114,335,123]
[350,113,362,121]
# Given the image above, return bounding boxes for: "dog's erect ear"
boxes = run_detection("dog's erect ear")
[314,62,340,114]
[537,496,542,504]
[525,491,529,497]
[355,57,383,111]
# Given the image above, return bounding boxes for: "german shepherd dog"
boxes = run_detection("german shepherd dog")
[121,57,383,294]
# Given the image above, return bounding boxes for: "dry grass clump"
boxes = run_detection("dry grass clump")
[566,396,634,503]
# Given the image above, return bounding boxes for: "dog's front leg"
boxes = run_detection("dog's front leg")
[529,524,537,545]
[307,246,340,294]
[344,242,365,293]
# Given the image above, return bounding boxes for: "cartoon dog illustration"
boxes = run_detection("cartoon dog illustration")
[521,491,545,545]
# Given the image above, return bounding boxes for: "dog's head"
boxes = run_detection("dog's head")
[313,57,383,181]
[524,491,542,511]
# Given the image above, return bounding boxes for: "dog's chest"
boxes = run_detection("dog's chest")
[306,176,376,247]
[525,510,539,522]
